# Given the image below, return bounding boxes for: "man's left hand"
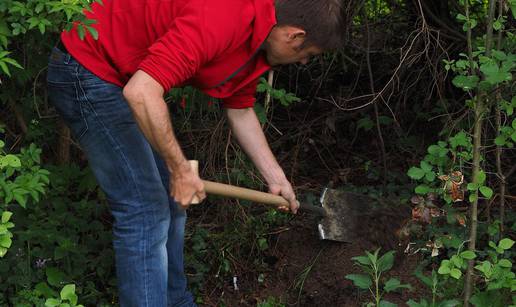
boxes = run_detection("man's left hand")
[269,180,299,214]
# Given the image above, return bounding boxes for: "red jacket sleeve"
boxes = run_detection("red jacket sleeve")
[221,78,259,109]
[138,0,240,91]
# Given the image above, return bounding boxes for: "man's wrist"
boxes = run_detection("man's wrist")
[263,166,288,185]
[165,156,190,174]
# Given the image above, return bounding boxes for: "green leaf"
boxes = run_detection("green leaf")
[469,193,477,203]
[466,182,478,191]
[497,259,512,268]
[345,274,372,290]
[357,117,374,131]
[450,268,462,279]
[77,25,85,40]
[0,235,12,248]
[408,167,425,180]
[425,172,435,182]
[38,22,46,34]
[86,26,98,40]
[1,211,12,223]
[452,75,479,90]
[407,299,429,307]
[451,255,463,268]
[46,267,67,287]
[498,238,515,250]
[420,161,432,172]
[257,237,268,251]
[253,103,267,125]
[45,298,61,307]
[415,184,430,194]
[460,250,476,260]
[439,300,461,307]
[492,50,507,61]
[495,135,507,146]
[469,291,502,307]
[476,171,486,185]
[383,278,412,292]
[35,282,58,299]
[438,260,451,275]
[60,284,77,305]
[2,57,23,69]
[13,191,27,208]
[351,255,371,266]
[377,250,395,272]
[456,14,467,21]
[449,131,469,148]
[479,186,493,198]
[366,249,378,264]
[427,145,441,155]
[509,0,516,18]
[493,20,502,31]
[0,154,21,168]
[379,301,398,307]
[475,261,493,276]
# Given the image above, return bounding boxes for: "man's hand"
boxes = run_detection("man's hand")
[170,161,206,209]
[269,179,299,214]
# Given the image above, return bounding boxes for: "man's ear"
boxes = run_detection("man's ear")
[286,26,306,42]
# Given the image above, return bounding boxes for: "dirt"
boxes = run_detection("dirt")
[201,213,429,307]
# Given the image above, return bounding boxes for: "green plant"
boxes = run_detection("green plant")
[0,138,49,257]
[0,163,115,305]
[410,267,461,307]
[346,249,411,307]
[257,296,285,307]
[437,247,476,280]
[0,0,100,76]
[473,238,515,291]
[429,238,515,306]
[256,77,301,107]
[405,1,516,304]
[44,284,84,307]
[294,249,322,304]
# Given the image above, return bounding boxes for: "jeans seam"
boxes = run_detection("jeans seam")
[74,66,150,305]
[71,66,89,141]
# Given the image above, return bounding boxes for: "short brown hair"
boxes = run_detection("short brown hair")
[274,0,348,50]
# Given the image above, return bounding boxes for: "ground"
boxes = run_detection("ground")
[202,213,429,307]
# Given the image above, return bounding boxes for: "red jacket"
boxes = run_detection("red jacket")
[61,0,275,108]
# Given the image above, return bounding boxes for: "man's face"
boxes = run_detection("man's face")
[264,26,323,67]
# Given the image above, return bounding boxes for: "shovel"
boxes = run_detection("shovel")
[190,161,372,243]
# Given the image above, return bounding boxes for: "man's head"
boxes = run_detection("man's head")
[264,0,344,66]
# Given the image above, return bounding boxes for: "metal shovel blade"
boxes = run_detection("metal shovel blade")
[317,188,374,243]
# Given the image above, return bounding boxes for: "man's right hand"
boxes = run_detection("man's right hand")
[170,161,206,209]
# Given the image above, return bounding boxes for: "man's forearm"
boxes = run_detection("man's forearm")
[123,70,188,172]
[225,108,286,184]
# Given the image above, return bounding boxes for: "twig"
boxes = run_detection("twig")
[364,9,388,187]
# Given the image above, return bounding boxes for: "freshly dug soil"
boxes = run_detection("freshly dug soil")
[201,214,429,306]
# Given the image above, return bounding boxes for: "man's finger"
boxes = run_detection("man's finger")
[278,205,289,212]
[197,191,207,202]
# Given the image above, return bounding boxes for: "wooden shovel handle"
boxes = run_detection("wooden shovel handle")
[203,180,288,206]
[202,180,326,216]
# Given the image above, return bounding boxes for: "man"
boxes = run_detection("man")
[47,0,344,305]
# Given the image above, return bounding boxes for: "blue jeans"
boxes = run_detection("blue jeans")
[47,47,196,307]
